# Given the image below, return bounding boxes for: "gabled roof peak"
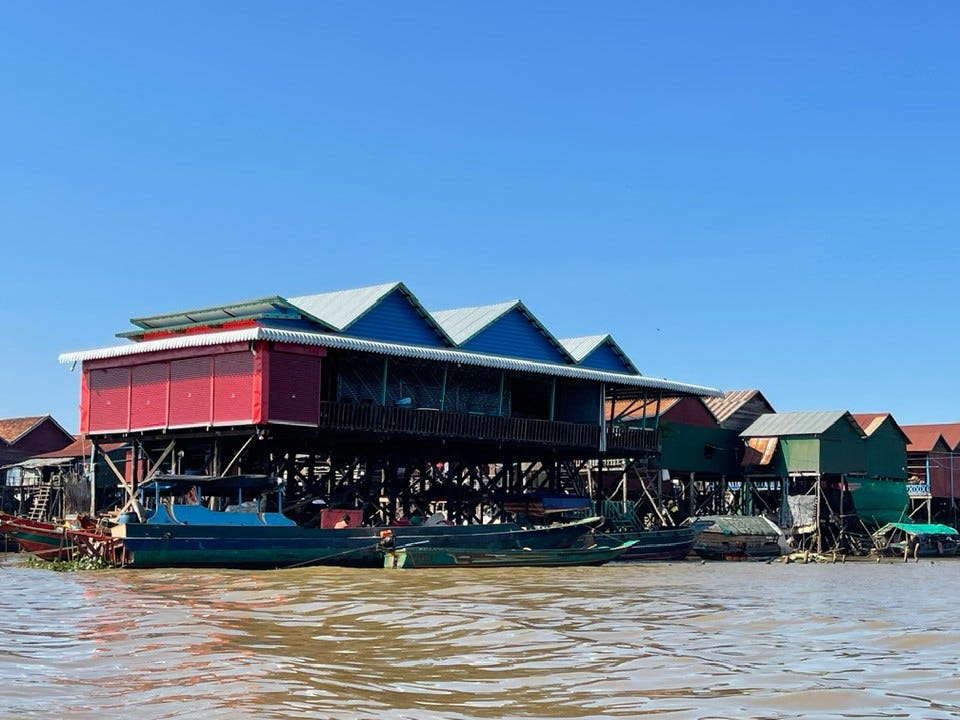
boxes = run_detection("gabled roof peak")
[741,410,862,438]
[431,299,572,361]
[558,334,639,375]
[288,282,453,344]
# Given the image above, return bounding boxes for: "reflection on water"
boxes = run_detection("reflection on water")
[1,555,959,719]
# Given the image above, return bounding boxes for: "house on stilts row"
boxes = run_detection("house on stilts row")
[59,282,721,525]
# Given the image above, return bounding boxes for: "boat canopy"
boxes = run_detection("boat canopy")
[139,474,280,497]
[874,522,958,537]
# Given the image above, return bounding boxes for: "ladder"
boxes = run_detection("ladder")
[27,485,52,522]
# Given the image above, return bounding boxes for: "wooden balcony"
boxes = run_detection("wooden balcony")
[316,401,658,454]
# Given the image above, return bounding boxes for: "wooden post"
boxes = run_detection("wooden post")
[440,366,448,411]
[549,378,556,422]
[816,474,822,554]
[88,439,97,516]
[381,357,389,406]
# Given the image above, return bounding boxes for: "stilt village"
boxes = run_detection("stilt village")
[2,282,957,568]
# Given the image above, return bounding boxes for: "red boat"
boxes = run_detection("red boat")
[0,512,98,561]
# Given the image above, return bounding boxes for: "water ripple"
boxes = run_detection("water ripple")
[2,556,960,718]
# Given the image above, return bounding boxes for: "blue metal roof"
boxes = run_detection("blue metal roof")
[559,335,639,375]
[288,282,452,345]
[431,300,573,364]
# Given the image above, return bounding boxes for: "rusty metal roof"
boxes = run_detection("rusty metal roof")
[0,416,47,444]
[30,437,125,459]
[852,413,911,445]
[704,390,773,424]
[900,425,953,453]
[742,437,778,466]
[608,397,682,420]
[900,423,960,452]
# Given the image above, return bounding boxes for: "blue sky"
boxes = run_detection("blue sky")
[2,2,959,432]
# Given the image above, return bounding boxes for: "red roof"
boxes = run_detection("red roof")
[900,423,960,452]
[852,413,910,444]
[0,416,47,444]
[900,425,951,453]
[32,436,125,459]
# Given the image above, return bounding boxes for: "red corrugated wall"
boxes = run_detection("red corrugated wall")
[214,352,255,424]
[82,341,325,434]
[267,349,322,425]
[130,362,168,429]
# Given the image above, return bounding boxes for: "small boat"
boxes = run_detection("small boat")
[872,522,959,558]
[383,540,637,569]
[692,515,783,561]
[593,525,697,561]
[0,512,98,561]
[98,474,603,568]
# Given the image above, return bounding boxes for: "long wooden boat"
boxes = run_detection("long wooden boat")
[692,515,783,561]
[383,540,637,569]
[100,475,603,569]
[593,526,697,561]
[0,512,80,560]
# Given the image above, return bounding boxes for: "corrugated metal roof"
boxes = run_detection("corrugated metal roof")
[559,334,639,375]
[129,297,309,331]
[740,410,859,438]
[900,423,960,451]
[59,327,724,397]
[287,282,402,331]
[431,300,521,344]
[608,397,681,420]
[289,281,453,345]
[0,416,46,444]
[559,334,608,362]
[431,300,573,362]
[900,426,951,453]
[852,413,887,436]
[31,437,125,459]
[742,437,778,466]
[852,413,911,445]
[704,390,770,424]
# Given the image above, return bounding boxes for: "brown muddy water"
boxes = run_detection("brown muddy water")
[1,555,959,720]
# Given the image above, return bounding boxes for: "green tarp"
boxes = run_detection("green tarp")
[846,478,909,527]
[879,523,958,536]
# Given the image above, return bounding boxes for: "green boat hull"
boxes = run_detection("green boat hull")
[383,541,636,568]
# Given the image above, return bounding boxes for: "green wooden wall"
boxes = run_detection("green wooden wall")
[863,419,908,480]
[655,422,742,476]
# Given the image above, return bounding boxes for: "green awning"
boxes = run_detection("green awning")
[878,522,958,537]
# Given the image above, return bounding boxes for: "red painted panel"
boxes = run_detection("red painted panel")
[929,452,956,498]
[268,351,321,425]
[253,342,269,424]
[130,362,168,429]
[662,398,718,427]
[88,367,131,433]
[169,358,213,427]
[213,352,255,424]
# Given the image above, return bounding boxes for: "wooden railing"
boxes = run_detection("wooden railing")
[316,401,658,453]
